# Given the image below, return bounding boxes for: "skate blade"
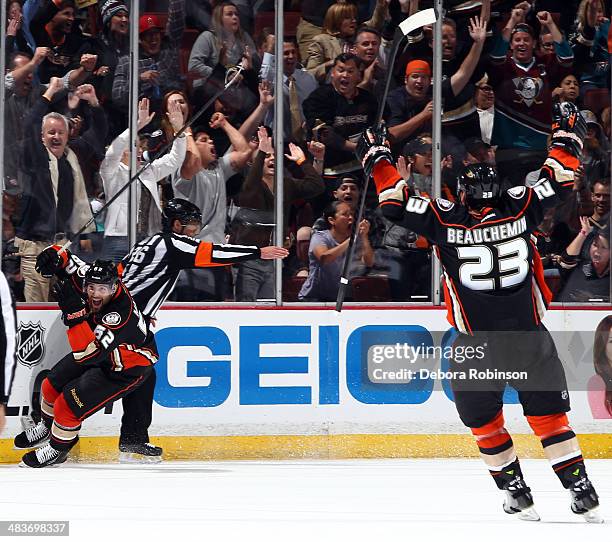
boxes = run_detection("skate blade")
[18,460,63,468]
[13,438,50,451]
[118,452,163,464]
[517,506,541,522]
[581,507,604,524]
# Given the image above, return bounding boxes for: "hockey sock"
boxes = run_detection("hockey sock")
[489,458,526,490]
[470,411,518,486]
[40,378,60,428]
[527,413,584,489]
[51,394,81,452]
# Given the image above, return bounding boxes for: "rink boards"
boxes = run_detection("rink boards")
[2,305,612,461]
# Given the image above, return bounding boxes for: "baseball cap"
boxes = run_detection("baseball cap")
[337,173,362,188]
[405,59,431,77]
[403,136,432,157]
[142,129,164,161]
[580,109,602,128]
[464,137,491,157]
[139,14,163,34]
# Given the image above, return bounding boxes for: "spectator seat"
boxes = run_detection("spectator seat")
[351,276,391,302]
[283,275,307,301]
[583,88,610,117]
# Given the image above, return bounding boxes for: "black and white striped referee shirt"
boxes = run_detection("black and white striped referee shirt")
[120,233,261,317]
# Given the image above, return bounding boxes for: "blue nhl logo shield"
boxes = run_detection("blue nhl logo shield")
[16,322,46,367]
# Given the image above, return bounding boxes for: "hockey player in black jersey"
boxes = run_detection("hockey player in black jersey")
[14,260,157,468]
[30,199,288,462]
[357,102,602,522]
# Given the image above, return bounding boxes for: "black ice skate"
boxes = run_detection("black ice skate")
[19,442,70,468]
[569,475,604,523]
[119,442,163,463]
[13,421,50,450]
[501,471,540,521]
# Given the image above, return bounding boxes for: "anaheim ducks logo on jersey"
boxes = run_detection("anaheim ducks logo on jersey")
[507,186,527,199]
[102,312,122,326]
[436,198,455,211]
[512,76,544,107]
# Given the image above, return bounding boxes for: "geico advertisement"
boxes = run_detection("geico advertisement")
[6,308,612,435]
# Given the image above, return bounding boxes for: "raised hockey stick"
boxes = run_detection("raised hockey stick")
[335,8,438,312]
[59,63,246,252]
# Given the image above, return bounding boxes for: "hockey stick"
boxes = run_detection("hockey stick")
[59,63,246,252]
[335,8,437,312]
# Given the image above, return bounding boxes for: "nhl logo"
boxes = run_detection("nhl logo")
[16,322,46,367]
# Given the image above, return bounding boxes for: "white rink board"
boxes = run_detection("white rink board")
[6,307,612,437]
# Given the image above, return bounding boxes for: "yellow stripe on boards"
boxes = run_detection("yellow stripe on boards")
[2,434,612,463]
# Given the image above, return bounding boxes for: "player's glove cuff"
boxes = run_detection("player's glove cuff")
[551,131,584,157]
[62,308,89,327]
[361,145,394,178]
[551,102,587,157]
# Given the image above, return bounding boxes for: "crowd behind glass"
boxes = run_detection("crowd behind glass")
[2,0,610,303]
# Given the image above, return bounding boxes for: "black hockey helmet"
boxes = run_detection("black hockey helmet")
[84,260,119,290]
[162,198,203,232]
[456,163,501,209]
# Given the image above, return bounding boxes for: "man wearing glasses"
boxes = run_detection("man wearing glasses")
[474,77,495,144]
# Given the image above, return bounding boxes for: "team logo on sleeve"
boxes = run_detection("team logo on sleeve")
[507,186,527,199]
[102,312,122,326]
[436,198,455,211]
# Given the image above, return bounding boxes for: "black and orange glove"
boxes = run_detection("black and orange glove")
[355,124,394,178]
[53,279,88,327]
[551,101,587,158]
[35,245,68,278]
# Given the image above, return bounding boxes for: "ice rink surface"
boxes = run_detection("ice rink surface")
[0,458,610,541]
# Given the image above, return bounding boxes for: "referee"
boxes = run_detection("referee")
[0,269,17,433]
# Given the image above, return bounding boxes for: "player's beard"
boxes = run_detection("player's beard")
[89,298,104,313]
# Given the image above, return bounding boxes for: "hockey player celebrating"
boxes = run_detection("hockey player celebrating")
[355,102,602,522]
[14,260,157,467]
[23,198,288,462]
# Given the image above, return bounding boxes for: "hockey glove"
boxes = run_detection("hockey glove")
[35,245,68,278]
[551,101,587,158]
[356,125,394,178]
[53,279,88,327]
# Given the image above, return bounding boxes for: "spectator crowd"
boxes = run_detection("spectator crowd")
[2,0,610,303]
